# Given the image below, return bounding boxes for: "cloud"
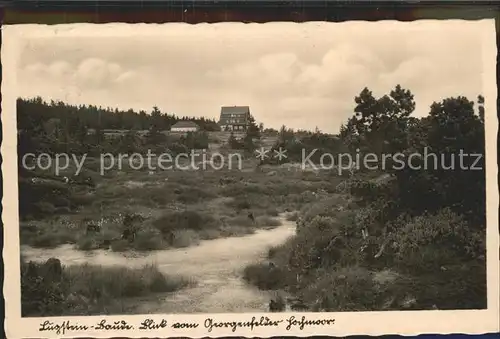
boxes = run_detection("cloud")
[14,21,487,133]
[21,58,139,94]
[23,62,47,77]
[114,71,136,84]
[47,61,72,78]
[74,58,123,88]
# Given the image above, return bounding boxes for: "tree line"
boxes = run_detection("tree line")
[341,85,485,228]
[264,85,485,228]
[246,84,487,311]
[17,97,229,160]
[17,97,221,133]
[17,97,268,158]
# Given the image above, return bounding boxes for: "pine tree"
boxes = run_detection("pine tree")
[246,114,261,138]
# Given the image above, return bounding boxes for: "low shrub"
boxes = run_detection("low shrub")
[300,196,344,223]
[110,239,129,252]
[34,201,57,215]
[247,202,487,311]
[390,208,484,269]
[219,225,255,237]
[21,259,69,317]
[232,197,251,210]
[153,210,220,234]
[229,215,255,227]
[175,187,216,204]
[133,230,164,251]
[65,263,191,299]
[256,216,282,227]
[21,258,193,316]
[243,263,289,290]
[267,240,294,265]
[76,236,98,251]
[198,228,222,240]
[300,268,382,311]
[265,207,279,216]
[170,229,200,248]
[286,212,298,221]
[30,230,76,249]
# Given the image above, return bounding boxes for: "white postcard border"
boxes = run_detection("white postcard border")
[2,20,499,338]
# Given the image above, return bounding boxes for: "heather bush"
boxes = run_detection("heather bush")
[243,263,290,290]
[390,208,485,272]
[153,210,220,234]
[133,229,165,251]
[21,258,192,316]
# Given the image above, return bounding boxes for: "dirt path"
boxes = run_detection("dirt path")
[21,216,296,314]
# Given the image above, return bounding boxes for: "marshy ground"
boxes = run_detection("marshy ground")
[20,133,351,315]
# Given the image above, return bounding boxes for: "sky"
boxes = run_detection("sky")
[14,21,486,133]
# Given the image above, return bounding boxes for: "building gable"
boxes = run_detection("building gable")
[171,121,199,129]
[219,106,250,126]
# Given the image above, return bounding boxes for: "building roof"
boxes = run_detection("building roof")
[219,106,251,125]
[171,121,199,129]
[220,106,250,116]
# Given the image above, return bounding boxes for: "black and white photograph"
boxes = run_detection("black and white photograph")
[2,18,499,338]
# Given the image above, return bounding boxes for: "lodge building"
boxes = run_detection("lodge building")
[218,106,250,132]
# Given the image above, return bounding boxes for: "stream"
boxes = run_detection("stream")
[21,217,296,313]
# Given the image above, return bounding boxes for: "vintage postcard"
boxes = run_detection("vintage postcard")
[2,19,499,338]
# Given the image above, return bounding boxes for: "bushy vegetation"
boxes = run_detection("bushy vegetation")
[21,257,192,316]
[19,172,291,251]
[18,85,487,312]
[244,86,487,311]
[266,125,346,165]
[243,263,290,290]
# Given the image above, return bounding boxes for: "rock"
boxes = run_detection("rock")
[269,296,286,312]
[43,258,63,282]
